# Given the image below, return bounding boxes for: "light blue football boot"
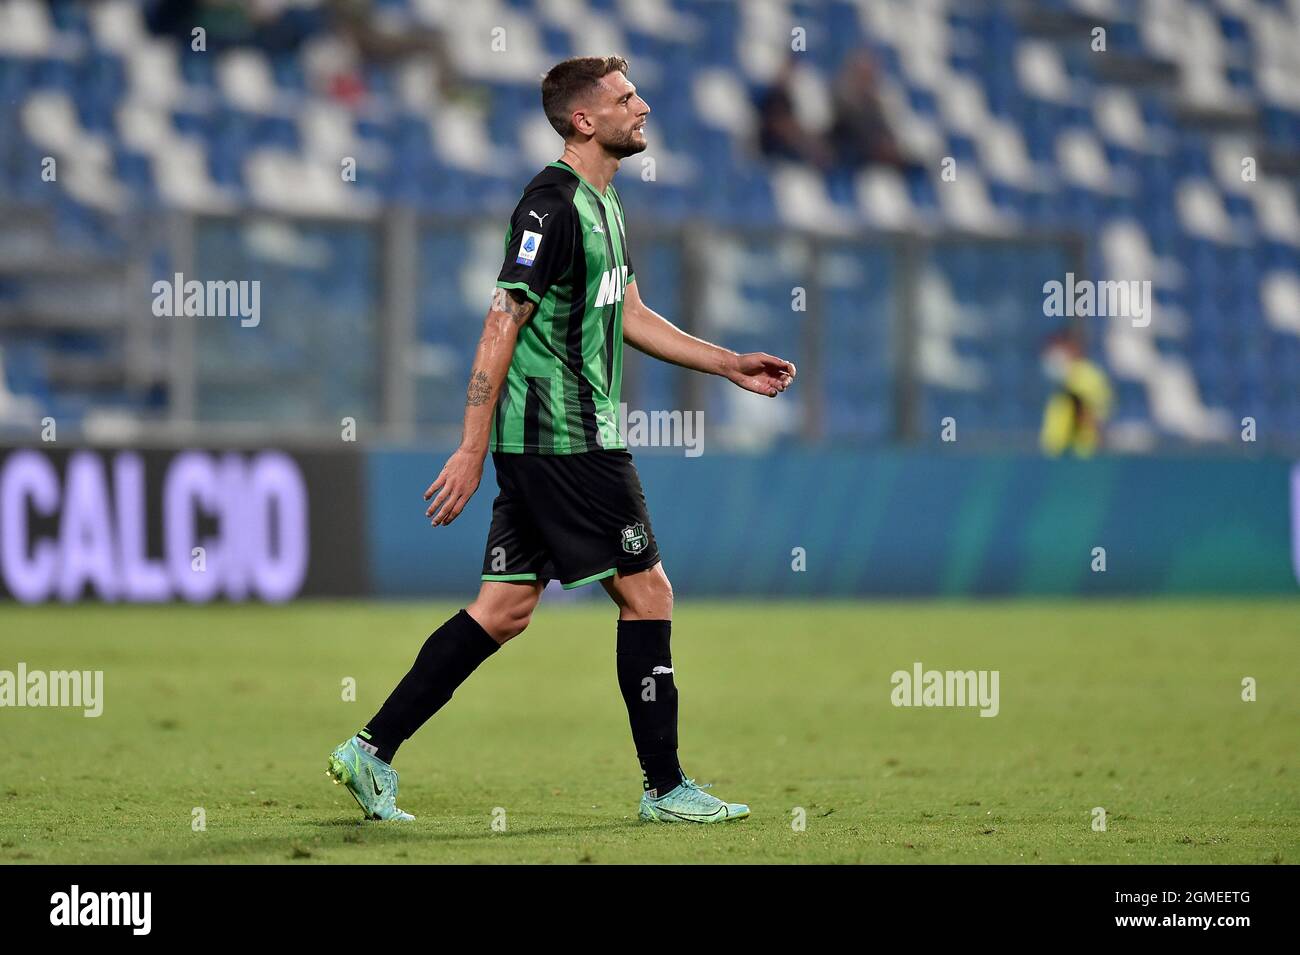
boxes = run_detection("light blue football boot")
[326,737,415,822]
[639,773,750,823]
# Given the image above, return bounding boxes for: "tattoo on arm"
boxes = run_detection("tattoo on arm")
[466,369,491,406]
[490,287,535,326]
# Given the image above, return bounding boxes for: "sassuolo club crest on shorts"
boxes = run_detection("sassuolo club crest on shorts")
[621,522,648,554]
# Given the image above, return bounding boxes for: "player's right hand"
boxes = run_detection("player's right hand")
[726,352,797,398]
[424,447,484,527]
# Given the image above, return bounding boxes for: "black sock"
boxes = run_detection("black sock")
[362,609,500,764]
[616,619,682,796]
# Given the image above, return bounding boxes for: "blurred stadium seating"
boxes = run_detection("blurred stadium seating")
[0,0,1296,450]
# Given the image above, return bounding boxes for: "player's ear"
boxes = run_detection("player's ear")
[570,106,593,137]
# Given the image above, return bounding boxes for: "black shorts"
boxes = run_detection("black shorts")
[480,449,661,589]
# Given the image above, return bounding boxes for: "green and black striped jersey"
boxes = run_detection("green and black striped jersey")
[493,160,633,454]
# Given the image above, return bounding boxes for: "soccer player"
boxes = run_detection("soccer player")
[1039,331,1112,457]
[328,55,796,823]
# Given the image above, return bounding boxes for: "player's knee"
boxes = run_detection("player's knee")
[474,608,530,644]
[499,601,534,641]
[655,573,674,615]
[625,569,672,618]
[468,595,536,644]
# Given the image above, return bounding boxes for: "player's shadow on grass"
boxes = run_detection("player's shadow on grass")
[309,818,641,842]
[147,819,643,862]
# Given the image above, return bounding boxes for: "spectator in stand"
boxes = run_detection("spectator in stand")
[756,57,835,170]
[144,0,326,53]
[144,0,460,99]
[828,51,915,173]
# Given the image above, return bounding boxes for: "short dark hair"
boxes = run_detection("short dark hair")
[541,55,629,138]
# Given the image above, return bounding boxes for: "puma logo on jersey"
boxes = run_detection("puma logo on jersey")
[528,210,549,228]
[591,222,604,234]
[651,665,674,675]
[594,265,629,308]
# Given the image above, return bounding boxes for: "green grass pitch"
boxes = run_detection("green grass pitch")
[1,598,1295,864]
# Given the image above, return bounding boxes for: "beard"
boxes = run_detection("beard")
[601,126,647,159]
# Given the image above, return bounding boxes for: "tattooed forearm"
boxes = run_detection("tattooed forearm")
[490,287,535,326]
[466,369,491,406]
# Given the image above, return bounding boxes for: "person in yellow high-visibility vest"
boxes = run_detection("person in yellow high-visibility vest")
[1040,332,1112,457]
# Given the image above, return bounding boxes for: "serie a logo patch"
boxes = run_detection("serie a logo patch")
[516,230,543,266]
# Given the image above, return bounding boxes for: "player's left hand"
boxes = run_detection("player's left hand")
[726,352,796,398]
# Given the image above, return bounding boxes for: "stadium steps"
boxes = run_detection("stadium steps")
[0,197,160,424]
